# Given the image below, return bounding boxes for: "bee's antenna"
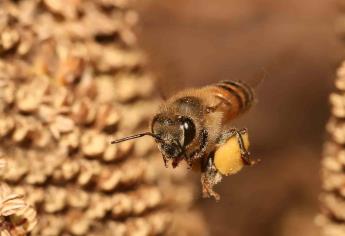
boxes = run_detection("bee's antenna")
[111,132,163,144]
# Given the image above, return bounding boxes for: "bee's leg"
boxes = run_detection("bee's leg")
[189,129,209,166]
[237,128,260,165]
[235,128,252,165]
[186,159,193,169]
[161,155,168,168]
[200,154,222,201]
[219,128,257,166]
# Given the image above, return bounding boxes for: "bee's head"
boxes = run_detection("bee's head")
[151,114,196,161]
[110,113,196,167]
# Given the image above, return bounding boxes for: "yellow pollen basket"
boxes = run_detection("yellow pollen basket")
[214,133,250,176]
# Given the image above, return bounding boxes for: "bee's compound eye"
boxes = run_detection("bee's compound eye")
[178,116,196,146]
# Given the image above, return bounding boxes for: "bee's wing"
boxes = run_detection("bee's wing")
[245,68,267,89]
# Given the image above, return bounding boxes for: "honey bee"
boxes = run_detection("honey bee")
[111,80,259,200]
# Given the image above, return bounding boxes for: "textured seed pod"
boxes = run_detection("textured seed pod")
[0,1,207,235]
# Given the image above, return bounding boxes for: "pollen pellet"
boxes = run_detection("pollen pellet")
[214,133,250,175]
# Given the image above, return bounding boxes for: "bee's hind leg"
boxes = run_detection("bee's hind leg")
[218,128,258,166]
[235,128,253,166]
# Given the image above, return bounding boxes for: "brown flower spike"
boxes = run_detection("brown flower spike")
[0,160,37,236]
[0,1,207,235]
[318,61,345,235]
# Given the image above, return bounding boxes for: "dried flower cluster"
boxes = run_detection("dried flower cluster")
[0,159,37,236]
[0,0,205,235]
[318,61,345,235]
[317,2,345,234]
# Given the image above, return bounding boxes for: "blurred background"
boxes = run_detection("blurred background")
[137,0,343,235]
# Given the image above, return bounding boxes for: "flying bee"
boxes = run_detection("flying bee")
[111,80,259,200]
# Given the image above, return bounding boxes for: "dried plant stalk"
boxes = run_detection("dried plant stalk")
[0,1,206,235]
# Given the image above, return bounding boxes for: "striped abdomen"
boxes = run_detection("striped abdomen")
[207,80,254,121]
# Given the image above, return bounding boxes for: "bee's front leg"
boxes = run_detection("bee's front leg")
[161,155,169,168]
[218,128,257,166]
[188,129,208,165]
[200,155,222,201]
